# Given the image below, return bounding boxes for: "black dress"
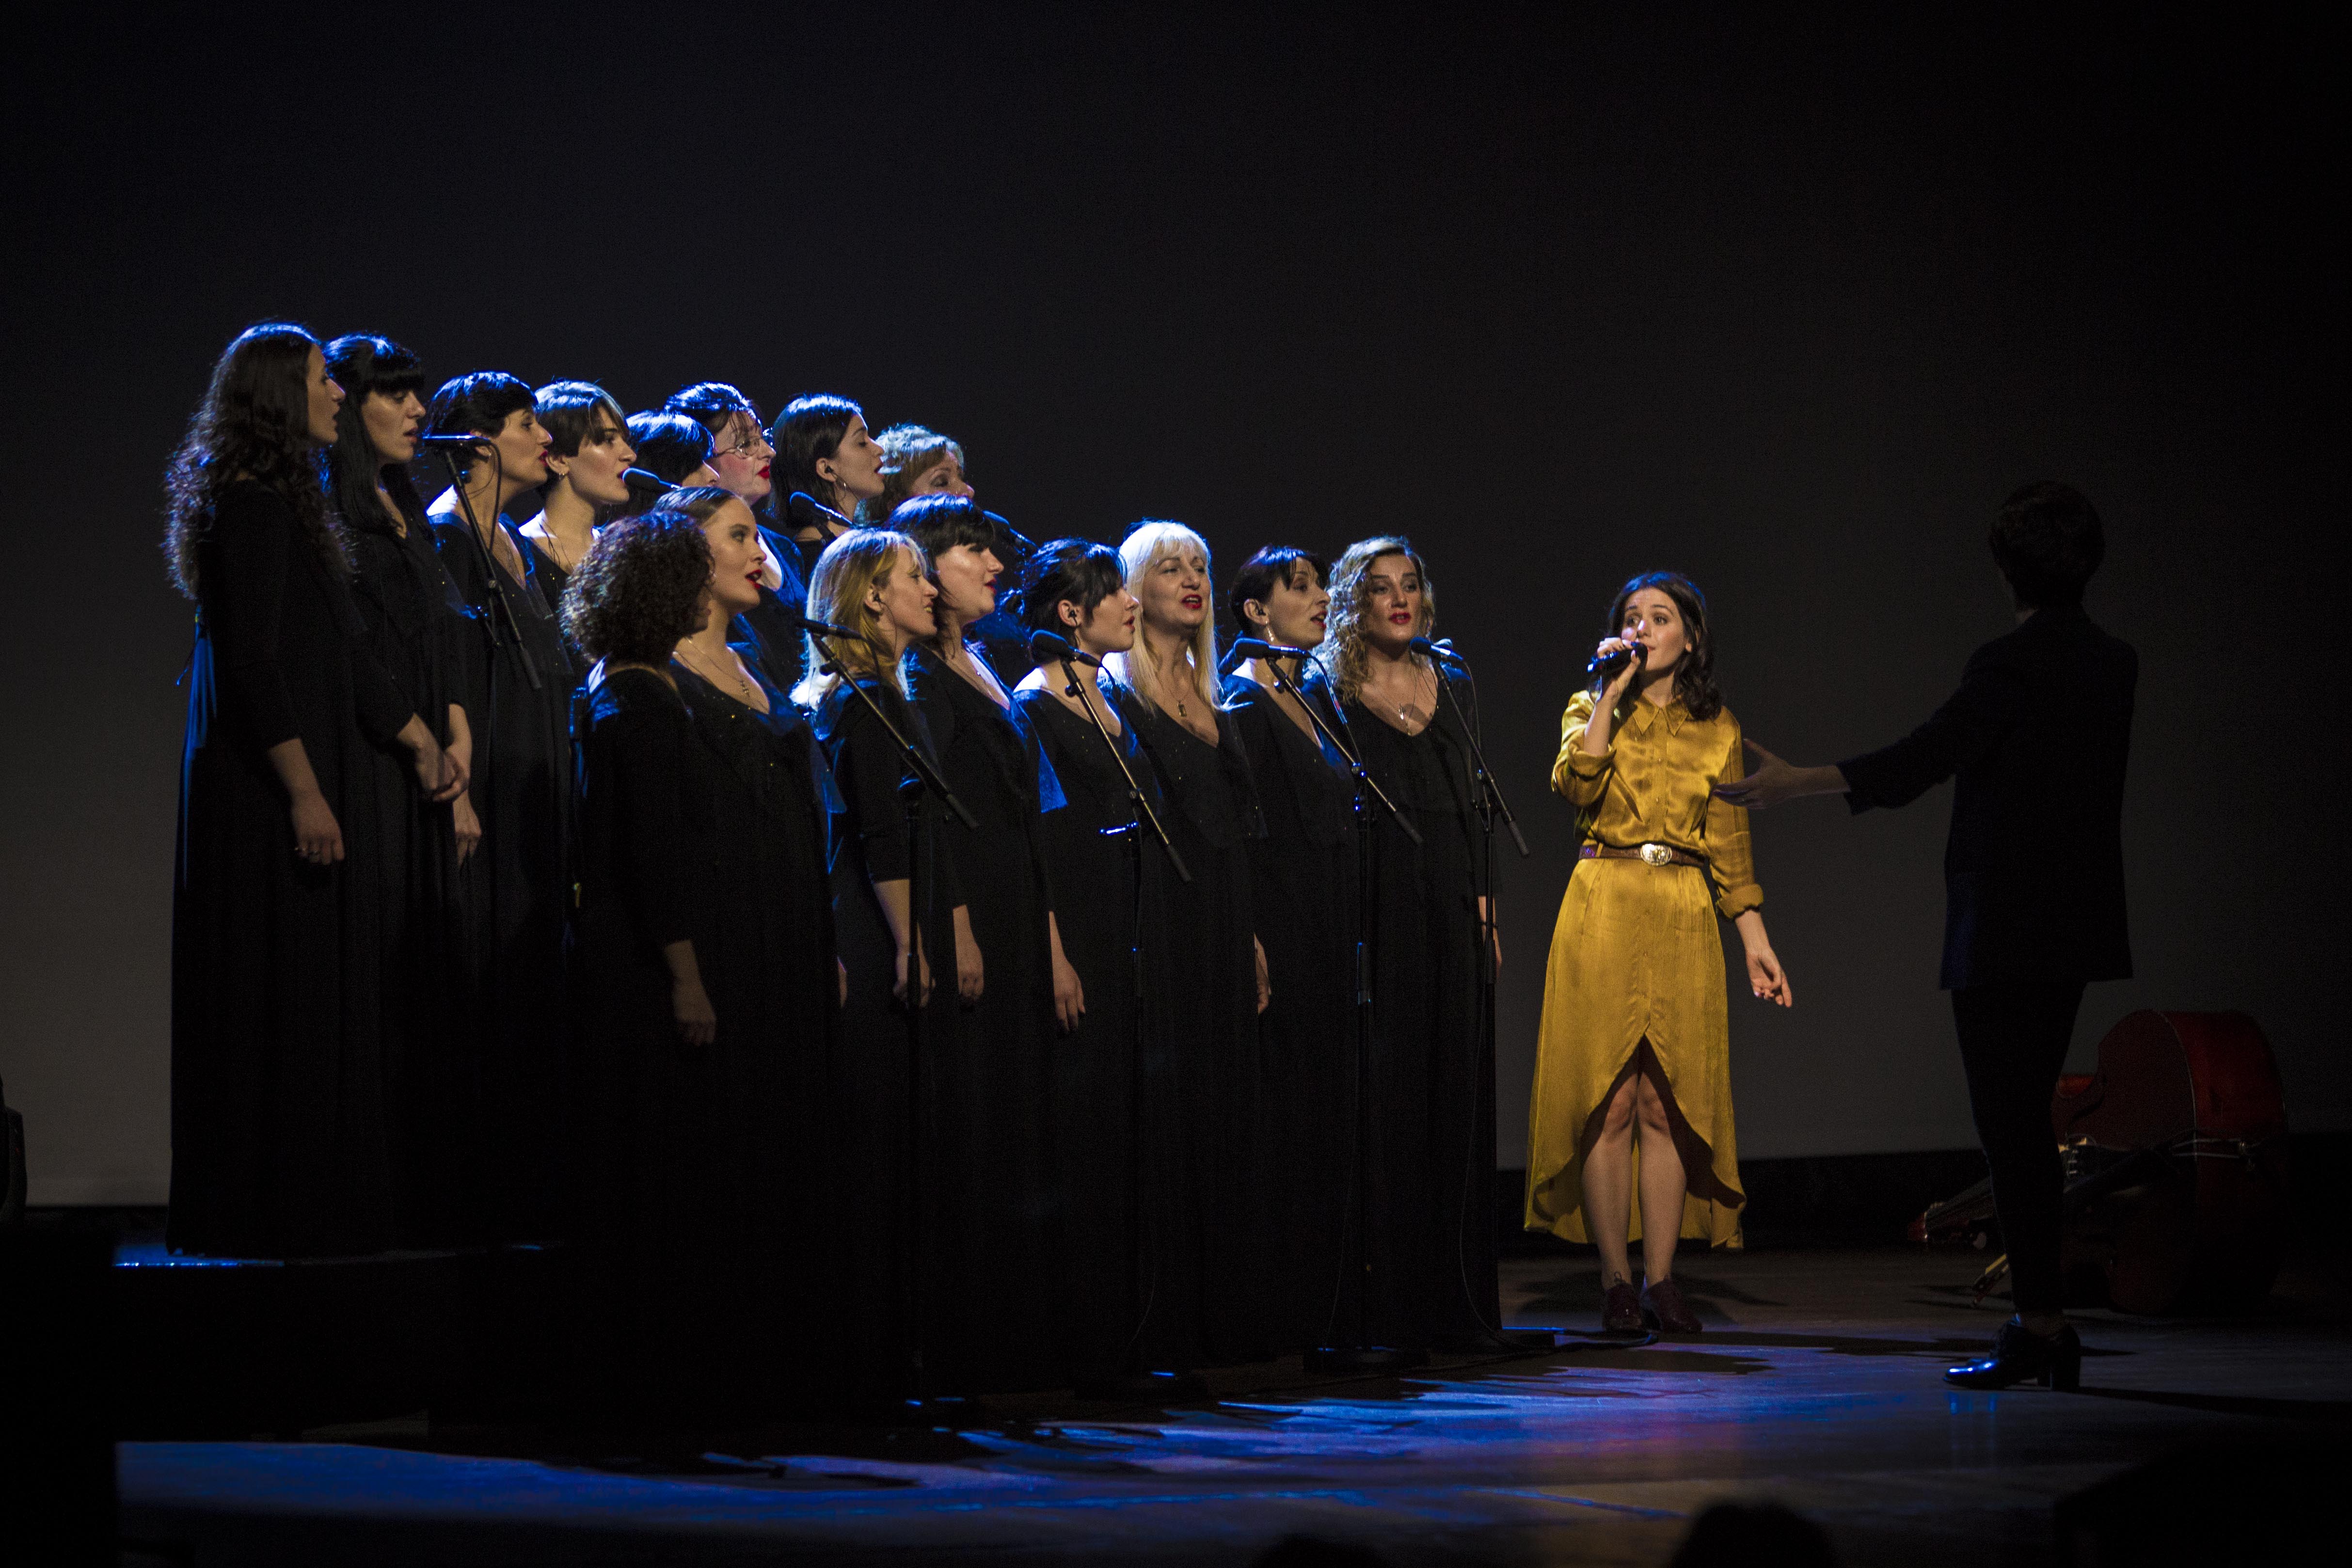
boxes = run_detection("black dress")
[345,504,472,1242]
[906,645,1063,1391]
[671,652,839,1348]
[1221,673,1358,1347]
[430,509,577,1241]
[170,480,419,1257]
[1309,663,1499,1348]
[810,673,964,1405]
[1121,682,1275,1364]
[567,667,772,1411]
[1014,680,1196,1378]
[731,523,812,698]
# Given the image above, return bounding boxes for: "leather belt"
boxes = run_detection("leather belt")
[1580,842,1706,870]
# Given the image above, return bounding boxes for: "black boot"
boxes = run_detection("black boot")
[1944,1320,2081,1391]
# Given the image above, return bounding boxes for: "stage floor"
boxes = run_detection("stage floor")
[118,1244,2352,1566]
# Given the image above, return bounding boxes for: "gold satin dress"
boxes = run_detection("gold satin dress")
[1523,689,1763,1248]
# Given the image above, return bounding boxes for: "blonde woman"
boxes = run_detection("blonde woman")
[1523,571,1791,1338]
[798,527,976,1395]
[1109,520,1275,1363]
[1303,536,1503,1352]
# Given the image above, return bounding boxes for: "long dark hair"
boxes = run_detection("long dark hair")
[323,333,427,538]
[769,393,862,520]
[163,322,345,597]
[1600,570,1722,721]
[1010,538,1126,634]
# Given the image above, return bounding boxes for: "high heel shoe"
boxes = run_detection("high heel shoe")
[1944,1320,2082,1391]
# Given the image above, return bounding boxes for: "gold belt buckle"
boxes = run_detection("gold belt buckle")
[1638,842,1673,868]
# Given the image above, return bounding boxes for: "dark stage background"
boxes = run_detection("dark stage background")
[3,8,2339,1202]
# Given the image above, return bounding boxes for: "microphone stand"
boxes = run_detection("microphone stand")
[435,450,540,693]
[1422,643,1548,1350]
[805,627,977,1423]
[1050,653,1205,1404]
[1240,652,1426,1376]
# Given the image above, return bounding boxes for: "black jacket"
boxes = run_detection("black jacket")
[731,523,813,697]
[1839,603,2136,990]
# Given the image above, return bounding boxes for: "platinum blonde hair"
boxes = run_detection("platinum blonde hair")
[1112,520,1222,717]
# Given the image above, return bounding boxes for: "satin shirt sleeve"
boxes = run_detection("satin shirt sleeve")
[1552,688,1763,919]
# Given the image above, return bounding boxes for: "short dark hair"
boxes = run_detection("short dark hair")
[663,381,762,436]
[534,380,626,459]
[1227,545,1328,644]
[890,492,996,567]
[1010,538,1127,634]
[623,411,715,484]
[1990,481,2104,607]
[560,510,712,665]
[426,371,534,440]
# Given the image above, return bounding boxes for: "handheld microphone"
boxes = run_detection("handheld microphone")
[1586,640,1646,680]
[621,467,671,492]
[1408,635,1470,665]
[1231,637,1312,663]
[786,491,856,533]
[1028,629,1102,668]
[414,432,494,451]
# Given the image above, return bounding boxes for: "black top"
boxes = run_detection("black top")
[1840,602,2137,989]
[169,480,417,1258]
[731,522,814,698]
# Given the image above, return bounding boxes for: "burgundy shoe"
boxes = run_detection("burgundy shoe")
[1640,1276,1704,1334]
[1601,1281,1644,1332]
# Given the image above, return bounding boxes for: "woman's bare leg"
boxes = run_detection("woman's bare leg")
[1634,1071,1688,1283]
[1580,1073,1641,1289]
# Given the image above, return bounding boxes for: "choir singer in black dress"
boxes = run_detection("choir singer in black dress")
[665,383,809,697]
[166,323,459,1258]
[561,510,780,1415]
[519,380,636,609]
[1110,521,1276,1364]
[1222,547,1357,1346]
[795,528,972,1403]
[1305,536,1503,1351]
[769,395,886,583]
[323,333,479,1242]
[1010,541,1203,1378]
[423,372,575,1240]
[897,495,1081,1391]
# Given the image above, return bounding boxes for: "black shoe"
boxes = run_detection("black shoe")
[1944,1320,2081,1391]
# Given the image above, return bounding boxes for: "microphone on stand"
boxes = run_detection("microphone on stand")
[621,466,672,493]
[786,490,857,534]
[1230,637,1312,663]
[1028,629,1102,668]
[793,611,862,640]
[980,506,1036,561]
[1408,635,1469,665]
[414,432,494,451]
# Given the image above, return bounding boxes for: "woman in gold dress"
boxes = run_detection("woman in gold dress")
[1524,572,1792,1334]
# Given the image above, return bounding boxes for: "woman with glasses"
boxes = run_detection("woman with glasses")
[424,371,577,1242]
[664,382,811,697]
[164,323,459,1258]
[518,380,636,610]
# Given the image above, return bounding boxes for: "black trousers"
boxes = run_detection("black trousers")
[1950,980,2085,1315]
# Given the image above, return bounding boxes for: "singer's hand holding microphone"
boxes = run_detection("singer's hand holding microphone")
[1590,636,1647,694]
